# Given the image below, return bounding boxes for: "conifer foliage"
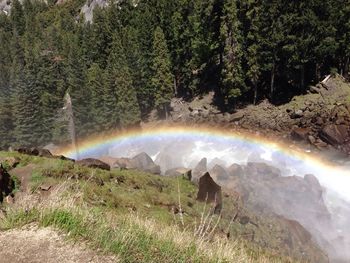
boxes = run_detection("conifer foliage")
[151,26,174,118]
[0,0,349,148]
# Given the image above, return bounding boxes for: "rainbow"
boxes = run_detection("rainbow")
[56,125,350,200]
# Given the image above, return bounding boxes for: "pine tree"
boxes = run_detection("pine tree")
[106,35,140,128]
[188,0,222,94]
[334,1,350,78]
[220,0,245,106]
[169,5,193,97]
[151,26,174,118]
[86,63,105,131]
[259,0,284,100]
[10,0,25,35]
[122,26,148,117]
[0,14,12,92]
[91,6,112,67]
[245,0,262,104]
[132,1,157,112]
[12,40,42,147]
[65,34,89,138]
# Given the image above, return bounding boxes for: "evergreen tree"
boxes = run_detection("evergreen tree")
[86,63,105,131]
[151,27,174,118]
[220,0,245,106]
[11,39,42,147]
[91,6,112,67]
[334,1,350,78]
[0,15,12,96]
[106,35,140,128]
[188,0,221,93]
[121,26,148,117]
[132,1,157,112]
[10,0,25,35]
[65,34,89,138]
[245,0,262,104]
[169,5,193,98]
[259,0,284,99]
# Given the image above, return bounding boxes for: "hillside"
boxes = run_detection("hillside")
[0,0,349,262]
[0,0,349,150]
[0,151,327,262]
[158,75,350,158]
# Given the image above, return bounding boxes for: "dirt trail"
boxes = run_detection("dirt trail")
[0,224,118,263]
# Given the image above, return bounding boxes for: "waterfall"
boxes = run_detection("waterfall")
[63,93,79,159]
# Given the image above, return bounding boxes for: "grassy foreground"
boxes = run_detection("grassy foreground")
[0,151,298,262]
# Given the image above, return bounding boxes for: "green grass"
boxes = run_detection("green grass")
[0,206,230,263]
[0,151,307,262]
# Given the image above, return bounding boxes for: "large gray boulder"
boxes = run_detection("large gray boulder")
[192,158,207,183]
[164,167,191,180]
[209,164,229,182]
[196,172,222,214]
[131,152,161,174]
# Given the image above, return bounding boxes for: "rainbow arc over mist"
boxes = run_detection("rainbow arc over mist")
[57,125,350,201]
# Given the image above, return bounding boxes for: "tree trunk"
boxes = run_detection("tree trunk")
[270,62,275,100]
[173,76,177,97]
[300,65,305,90]
[164,104,168,120]
[253,82,258,105]
[315,63,321,82]
[344,56,349,79]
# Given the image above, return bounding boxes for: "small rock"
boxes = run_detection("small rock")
[5,195,14,204]
[291,128,311,141]
[320,124,348,146]
[308,135,316,144]
[230,112,245,122]
[40,184,52,191]
[239,216,250,225]
[54,155,75,162]
[290,110,304,119]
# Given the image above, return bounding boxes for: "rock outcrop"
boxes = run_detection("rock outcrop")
[131,152,161,174]
[165,75,350,156]
[217,161,336,262]
[0,164,15,203]
[320,124,349,146]
[196,172,222,214]
[14,147,54,158]
[209,164,229,182]
[164,167,191,180]
[76,158,110,171]
[192,158,207,183]
[0,156,20,169]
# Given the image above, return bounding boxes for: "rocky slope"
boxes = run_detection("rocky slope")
[162,75,350,159]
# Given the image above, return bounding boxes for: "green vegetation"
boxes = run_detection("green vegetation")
[0,0,349,148]
[0,152,304,262]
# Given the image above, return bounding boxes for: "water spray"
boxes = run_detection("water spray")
[63,93,79,160]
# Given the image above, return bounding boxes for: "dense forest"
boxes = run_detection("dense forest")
[0,0,349,148]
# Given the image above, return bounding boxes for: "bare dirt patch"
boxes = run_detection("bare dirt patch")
[0,224,118,263]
